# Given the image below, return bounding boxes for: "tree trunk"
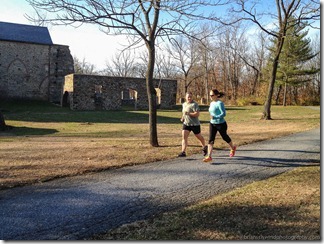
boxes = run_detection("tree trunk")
[275,84,282,104]
[204,71,208,104]
[250,70,259,96]
[146,43,159,147]
[262,33,285,120]
[283,82,287,106]
[262,60,278,119]
[0,111,6,131]
[184,75,188,94]
[204,54,209,104]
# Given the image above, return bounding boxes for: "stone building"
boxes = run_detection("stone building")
[63,74,177,110]
[0,21,177,110]
[0,21,74,103]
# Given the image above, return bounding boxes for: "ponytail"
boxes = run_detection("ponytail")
[211,89,225,98]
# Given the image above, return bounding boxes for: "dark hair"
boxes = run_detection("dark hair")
[211,89,225,98]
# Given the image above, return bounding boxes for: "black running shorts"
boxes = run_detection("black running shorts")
[182,124,201,135]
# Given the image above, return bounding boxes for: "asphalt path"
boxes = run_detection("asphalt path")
[0,128,320,240]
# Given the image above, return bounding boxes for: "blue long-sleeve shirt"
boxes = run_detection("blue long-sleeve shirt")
[209,100,226,124]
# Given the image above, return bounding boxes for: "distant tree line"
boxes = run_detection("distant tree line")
[75,21,320,107]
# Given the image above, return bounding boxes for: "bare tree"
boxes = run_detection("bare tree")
[214,25,246,101]
[232,0,320,119]
[136,50,149,78]
[74,56,97,74]
[103,50,136,77]
[154,52,178,79]
[167,35,202,97]
[196,25,216,104]
[226,25,247,101]
[235,31,267,97]
[26,0,229,146]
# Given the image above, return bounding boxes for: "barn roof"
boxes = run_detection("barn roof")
[0,21,53,45]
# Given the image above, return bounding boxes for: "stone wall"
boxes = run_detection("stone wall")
[63,74,177,110]
[0,40,74,103]
[48,44,74,103]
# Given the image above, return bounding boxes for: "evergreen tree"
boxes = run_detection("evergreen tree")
[266,18,319,105]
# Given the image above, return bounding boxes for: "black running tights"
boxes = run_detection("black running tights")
[208,122,231,145]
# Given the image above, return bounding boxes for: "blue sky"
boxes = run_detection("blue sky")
[1,0,320,71]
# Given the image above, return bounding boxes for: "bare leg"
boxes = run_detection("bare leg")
[207,144,213,157]
[194,133,205,147]
[228,141,236,150]
[181,130,190,153]
[228,141,237,157]
[203,143,214,162]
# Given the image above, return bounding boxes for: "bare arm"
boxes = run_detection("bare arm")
[186,111,200,118]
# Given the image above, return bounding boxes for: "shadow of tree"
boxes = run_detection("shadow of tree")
[0,126,58,136]
[175,203,320,240]
[4,110,182,124]
[91,201,320,241]
[2,100,249,125]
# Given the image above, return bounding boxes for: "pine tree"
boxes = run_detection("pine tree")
[268,18,319,105]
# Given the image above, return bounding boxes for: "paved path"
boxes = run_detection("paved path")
[0,128,320,240]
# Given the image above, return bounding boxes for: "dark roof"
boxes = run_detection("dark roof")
[0,21,53,45]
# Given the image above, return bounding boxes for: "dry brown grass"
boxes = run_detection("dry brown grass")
[0,105,320,189]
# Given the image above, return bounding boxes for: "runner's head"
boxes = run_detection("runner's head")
[185,92,193,103]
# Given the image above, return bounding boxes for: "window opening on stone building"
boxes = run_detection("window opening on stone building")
[121,88,138,110]
[94,85,103,110]
[155,88,161,108]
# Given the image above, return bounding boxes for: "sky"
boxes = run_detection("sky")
[1,0,129,70]
[1,0,320,71]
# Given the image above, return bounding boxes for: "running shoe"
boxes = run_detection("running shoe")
[202,146,208,156]
[178,151,186,157]
[229,146,237,157]
[203,156,212,163]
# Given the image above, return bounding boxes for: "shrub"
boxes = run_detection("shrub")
[236,97,264,106]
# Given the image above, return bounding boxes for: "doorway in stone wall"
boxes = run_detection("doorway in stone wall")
[121,88,138,110]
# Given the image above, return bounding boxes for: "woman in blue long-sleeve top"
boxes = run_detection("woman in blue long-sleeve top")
[203,89,237,163]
